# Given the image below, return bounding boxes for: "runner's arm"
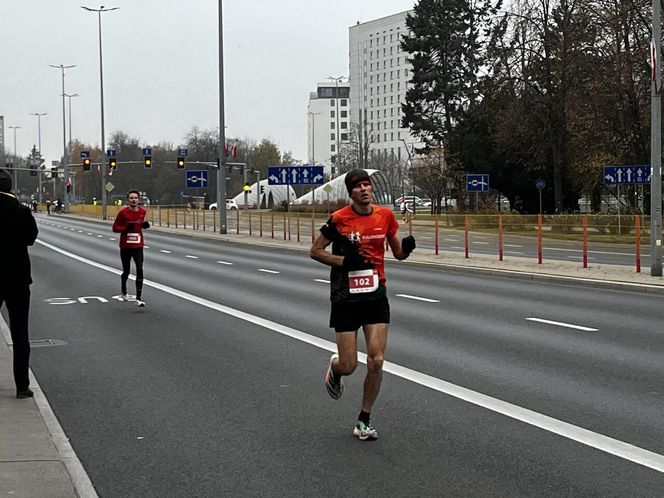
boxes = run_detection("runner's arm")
[310,234,344,268]
[111,211,129,233]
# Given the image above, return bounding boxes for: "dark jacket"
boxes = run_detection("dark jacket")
[0,192,38,287]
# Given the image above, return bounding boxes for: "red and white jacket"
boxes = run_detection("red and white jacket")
[112,206,147,249]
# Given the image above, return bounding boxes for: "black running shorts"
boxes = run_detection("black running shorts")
[329,296,390,333]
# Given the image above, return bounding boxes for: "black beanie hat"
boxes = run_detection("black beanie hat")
[0,169,12,193]
[344,169,370,194]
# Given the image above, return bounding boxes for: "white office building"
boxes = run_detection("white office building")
[348,11,421,163]
[306,81,350,178]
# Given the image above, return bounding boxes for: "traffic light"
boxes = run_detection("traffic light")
[243,183,251,193]
[176,156,185,169]
[144,155,152,168]
[83,158,91,171]
[66,181,72,194]
[109,158,117,170]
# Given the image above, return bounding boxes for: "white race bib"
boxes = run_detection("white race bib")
[126,233,142,244]
[348,269,379,294]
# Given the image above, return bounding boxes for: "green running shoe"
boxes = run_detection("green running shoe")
[353,421,378,441]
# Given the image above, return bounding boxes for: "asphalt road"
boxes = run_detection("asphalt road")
[22,214,664,497]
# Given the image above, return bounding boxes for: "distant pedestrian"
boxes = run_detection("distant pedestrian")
[112,190,150,307]
[46,199,52,215]
[0,169,39,399]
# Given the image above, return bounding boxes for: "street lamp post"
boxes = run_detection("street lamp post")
[63,93,80,151]
[651,0,663,276]
[327,76,345,176]
[217,0,228,234]
[30,113,47,203]
[49,64,75,210]
[82,5,118,220]
[8,125,21,193]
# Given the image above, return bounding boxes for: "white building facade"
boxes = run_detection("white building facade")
[348,11,421,163]
[307,81,350,178]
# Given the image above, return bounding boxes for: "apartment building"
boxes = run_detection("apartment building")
[348,11,420,163]
[306,81,350,177]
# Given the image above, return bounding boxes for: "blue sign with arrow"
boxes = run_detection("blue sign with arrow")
[466,174,489,192]
[603,165,651,185]
[186,170,208,188]
[267,165,324,185]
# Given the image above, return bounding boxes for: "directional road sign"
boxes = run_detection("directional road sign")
[603,165,652,185]
[177,148,188,157]
[106,149,116,157]
[80,151,90,158]
[466,174,489,192]
[142,148,152,156]
[186,170,208,188]
[267,165,324,185]
[535,179,546,190]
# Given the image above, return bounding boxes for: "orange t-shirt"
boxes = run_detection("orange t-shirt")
[325,204,399,302]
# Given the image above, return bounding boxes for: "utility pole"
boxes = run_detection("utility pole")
[8,125,21,193]
[651,0,663,276]
[217,0,228,233]
[50,64,75,211]
[30,113,47,203]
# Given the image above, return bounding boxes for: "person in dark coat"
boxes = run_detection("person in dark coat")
[0,169,38,398]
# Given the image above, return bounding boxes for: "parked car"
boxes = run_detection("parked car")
[395,196,426,208]
[208,199,238,210]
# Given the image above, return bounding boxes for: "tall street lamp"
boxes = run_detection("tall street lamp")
[63,93,80,151]
[327,76,345,176]
[8,125,21,192]
[217,0,228,234]
[30,113,47,203]
[651,0,663,276]
[82,5,118,220]
[50,64,76,209]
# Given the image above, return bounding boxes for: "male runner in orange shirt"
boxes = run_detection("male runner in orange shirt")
[310,169,416,440]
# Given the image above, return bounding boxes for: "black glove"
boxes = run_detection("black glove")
[142,221,150,229]
[343,251,374,271]
[402,235,416,256]
[320,219,341,241]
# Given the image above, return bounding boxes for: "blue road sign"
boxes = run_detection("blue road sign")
[186,170,208,188]
[80,151,90,158]
[466,174,489,192]
[177,148,188,157]
[106,149,116,157]
[535,179,546,189]
[267,165,325,185]
[603,165,651,185]
[142,148,152,156]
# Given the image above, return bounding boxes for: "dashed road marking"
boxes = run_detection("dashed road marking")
[526,317,598,332]
[216,261,233,265]
[160,250,172,254]
[258,268,280,274]
[314,279,330,284]
[185,255,199,259]
[395,294,440,303]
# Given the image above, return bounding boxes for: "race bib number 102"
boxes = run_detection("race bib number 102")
[348,269,379,294]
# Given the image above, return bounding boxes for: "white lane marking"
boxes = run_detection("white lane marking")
[314,279,330,284]
[216,260,234,265]
[97,235,104,238]
[258,268,280,274]
[395,294,440,303]
[160,250,172,254]
[567,256,596,261]
[526,317,598,332]
[70,228,76,231]
[185,255,199,259]
[87,232,92,235]
[505,251,524,255]
[504,244,523,248]
[110,238,117,241]
[144,245,150,249]
[78,230,83,233]
[545,247,631,256]
[35,238,664,475]
[473,241,489,245]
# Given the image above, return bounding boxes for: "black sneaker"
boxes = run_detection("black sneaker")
[324,354,344,399]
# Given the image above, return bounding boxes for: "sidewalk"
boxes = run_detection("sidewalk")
[0,318,97,498]
[3,213,662,498]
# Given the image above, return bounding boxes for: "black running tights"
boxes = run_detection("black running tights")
[120,248,144,299]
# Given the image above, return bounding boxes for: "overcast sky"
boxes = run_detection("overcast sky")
[1,0,416,166]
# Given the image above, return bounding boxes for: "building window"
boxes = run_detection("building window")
[331,133,336,141]
[331,144,335,152]
[341,133,348,141]
[341,122,347,129]
[341,110,347,118]
[340,99,347,107]
[330,99,335,106]
[370,111,373,119]
[390,95,394,104]
[330,122,335,129]
[330,110,335,118]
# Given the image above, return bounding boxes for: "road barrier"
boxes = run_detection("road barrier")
[67,206,661,272]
